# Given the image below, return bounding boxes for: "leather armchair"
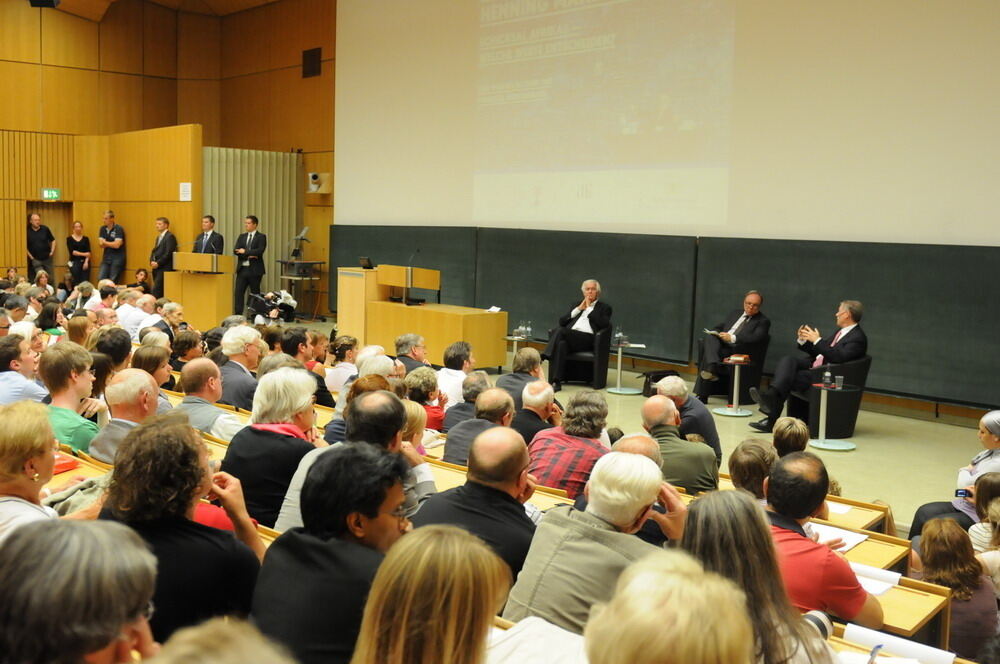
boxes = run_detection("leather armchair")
[788,355,872,439]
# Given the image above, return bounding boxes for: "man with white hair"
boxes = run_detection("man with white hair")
[89,369,159,463]
[656,375,721,465]
[115,289,140,322]
[219,325,262,411]
[510,380,562,445]
[153,301,184,343]
[641,395,718,495]
[123,294,156,340]
[541,278,612,391]
[503,451,687,633]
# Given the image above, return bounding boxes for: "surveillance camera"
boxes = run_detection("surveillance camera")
[309,172,320,182]
[307,172,321,193]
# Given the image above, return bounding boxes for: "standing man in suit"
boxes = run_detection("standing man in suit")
[194,215,224,254]
[148,217,178,298]
[542,279,612,391]
[695,290,771,401]
[233,215,267,315]
[749,300,868,433]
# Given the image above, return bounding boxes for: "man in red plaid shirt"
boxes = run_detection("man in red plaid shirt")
[528,390,609,498]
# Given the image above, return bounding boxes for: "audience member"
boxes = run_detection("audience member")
[325,334,358,393]
[39,341,101,452]
[0,401,62,543]
[66,311,95,345]
[504,452,686,632]
[967,472,1000,552]
[351,525,510,664]
[511,379,562,445]
[641,394,717,494]
[404,366,446,429]
[219,325,262,411]
[115,288,141,322]
[437,340,475,409]
[153,302,185,343]
[0,520,158,663]
[0,334,48,404]
[280,326,335,407]
[131,345,174,414]
[255,352,301,380]
[496,347,544,410]
[152,618,296,664]
[36,301,66,338]
[414,427,537,575]
[5,294,28,322]
[90,369,159,463]
[656,375,721,464]
[441,384,514,463]
[728,437,777,501]
[104,413,262,640]
[138,296,169,334]
[93,325,133,371]
[171,329,204,372]
[394,332,430,374]
[772,416,810,456]
[528,390,609,498]
[128,267,151,293]
[253,444,410,664]
[177,358,247,442]
[442,370,490,432]
[765,452,884,628]
[400,399,427,455]
[124,293,156,339]
[324,374,391,445]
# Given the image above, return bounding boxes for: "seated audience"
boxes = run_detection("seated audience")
[414,427,537,575]
[221,367,326,527]
[584,551,754,664]
[95,306,118,327]
[442,370,490,432]
[400,399,427,455]
[528,389,609,498]
[105,413,262,640]
[443,387,515,466]
[351,525,510,664]
[5,295,29,322]
[967,472,1000,552]
[177,358,247,442]
[137,297,168,336]
[276,390,436,530]
[128,268,151,293]
[33,269,54,296]
[0,402,62,543]
[496,347,544,410]
[261,325,283,355]
[641,394,718,495]
[772,416,810,456]
[114,289,140,324]
[93,325,133,371]
[219,325,262,411]
[511,380,562,446]
[728,437,777,501]
[325,334,358,393]
[656,375,721,465]
[153,302,185,344]
[910,410,1000,538]
[404,366,446,430]
[765,452,884,628]
[123,293,156,340]
[171,329,204,372]
[66,313,94,346]
[394,332,430,375]
[280,326,335,407]
[255,352,300,380]
[39,341,101,452]
[90,369,159,464]
[916,518,998,659]
[333,346,397,414]
[324,374,391,445]
[0,333,48,404]
[152,618,296,664]
[682,489,836,664]
[504,452,686,632]
[437,340,475,410]
[253,444,411,664]
[131,345,174,414]
[36,301,66,339]
[0,520,158,663]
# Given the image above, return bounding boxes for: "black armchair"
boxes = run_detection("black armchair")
[554,326,612,390]
[694,335,771,404]
[788,355,872,439]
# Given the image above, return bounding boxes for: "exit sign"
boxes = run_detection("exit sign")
[41,188,61,201]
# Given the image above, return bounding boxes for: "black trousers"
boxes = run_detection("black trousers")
[234,270,262,315]
[151,267,169,298]
[765,355,814,418]
[69,259,89,286]
[543,328,594,382]
[698,334,730,373]
[908,501,975,539]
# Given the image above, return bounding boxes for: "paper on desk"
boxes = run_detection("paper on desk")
[837,654,919,664]
[827,501,852,514]
[844,624,956,664]
[849,562,900,596]
[486,306,501,312]
[810,523,869,552]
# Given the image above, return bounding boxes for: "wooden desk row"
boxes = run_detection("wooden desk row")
[162,390,336,430]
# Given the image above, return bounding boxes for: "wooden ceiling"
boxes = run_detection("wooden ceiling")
[57,0,281,22]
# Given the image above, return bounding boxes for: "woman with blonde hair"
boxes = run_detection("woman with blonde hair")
[401,398,428,456]
[681,490,835,664]
[351,525,510,664]
[131,344,174,413]
[918,519,997,658]
[33,268,55,296]
[585,550,754,664]
[66,313,94,346]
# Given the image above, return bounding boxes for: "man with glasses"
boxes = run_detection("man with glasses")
[0,334,48,405]
[394,333,430,375]
[0,311,10,338]
[694,289,771,403]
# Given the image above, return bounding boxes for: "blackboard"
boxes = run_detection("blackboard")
[329,225,479,307]
[694,238,1000,406]
[475,229,697,361]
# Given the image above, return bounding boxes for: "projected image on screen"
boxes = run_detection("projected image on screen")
[475,0,735,228]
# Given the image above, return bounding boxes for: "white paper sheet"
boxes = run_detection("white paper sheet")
[810,523,869,552]
[837,653,919,664]
[827,501,852,514]
[843,624,956,664]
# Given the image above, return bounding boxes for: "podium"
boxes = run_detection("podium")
[337,265,507,369]
[165,253,236,332]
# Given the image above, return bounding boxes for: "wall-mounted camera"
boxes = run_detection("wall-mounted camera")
[307,172,331,194]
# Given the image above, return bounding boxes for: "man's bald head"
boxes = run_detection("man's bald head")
[766,451,830,520]
[468,427,529,490]
[180,357,221,396]
[641,395,680,429]
[612,433,663,468]
[475,387,515,424]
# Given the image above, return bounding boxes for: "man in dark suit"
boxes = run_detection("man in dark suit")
[233,215,267,314]
[749,300,868,433]
[149,216,178,298]
[193,215,224,254]
[542,279,612,391]
[695,290,770,401]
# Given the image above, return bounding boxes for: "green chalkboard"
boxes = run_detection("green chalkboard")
[694,238,1000,406]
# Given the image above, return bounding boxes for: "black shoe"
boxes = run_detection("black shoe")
[749,418,773,433]
[551,381,562,392]
[749,387,772,415]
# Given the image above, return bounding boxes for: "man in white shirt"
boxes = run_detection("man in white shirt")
[0,334,48,405]
[541,279,613,391]
[123,294,156,340]
[437,341,475,411]
[114,289,140,324]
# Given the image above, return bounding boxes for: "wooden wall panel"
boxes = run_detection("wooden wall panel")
[177,79,221,146]
[269,0,334,70]
[41,9,100,70]
[177,12,221,79]
[100,0,144,74]
[0,62,42,133]
[271,66,333,152]
[0,200,29,272]
[143,2,178,78]
[220,5,274,78]
[0,2,41,63]
[41,66,101,135]
[74,135,110,202]
[219,73,270,149]
[0,131,75,202]
[142,77,179,129]
[99,73,144,134]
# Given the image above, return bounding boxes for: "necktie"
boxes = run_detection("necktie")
[202,232,209,252]
[728,314,747,336]
[812,329,846,368]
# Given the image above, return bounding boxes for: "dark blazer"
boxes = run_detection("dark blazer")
[711,309,771,351]
[153,319,175,344]
[150,231,178,270]
[193,231,224,254]
[496,371,538,411]
[397,355,427,375]
[511,408,551,446]
[801,325,868,366]
[558,300,612,333]
[234,232,267,275]
[220,360,258,412]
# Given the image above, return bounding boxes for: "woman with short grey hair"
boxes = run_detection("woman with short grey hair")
[0,519,158,663]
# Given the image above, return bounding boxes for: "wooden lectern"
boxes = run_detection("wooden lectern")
[165,253,236,332]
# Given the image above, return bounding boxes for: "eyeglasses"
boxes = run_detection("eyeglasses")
[142,600,155,621]
[389,505,409,521]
